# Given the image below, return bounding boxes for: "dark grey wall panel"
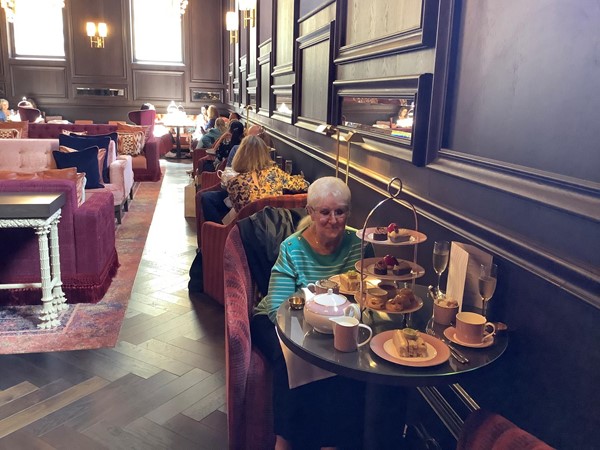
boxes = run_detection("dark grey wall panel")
[446,1,600,183]
[132,70,185,102]
[10,66,67,98]
[190,0,224,83]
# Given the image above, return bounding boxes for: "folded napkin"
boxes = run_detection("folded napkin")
[276,327,336,389]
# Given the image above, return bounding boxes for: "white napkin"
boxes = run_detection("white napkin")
[447,242,493,311]
[275,327,336,389]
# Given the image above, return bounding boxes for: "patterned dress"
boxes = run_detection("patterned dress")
[226,165,309,212]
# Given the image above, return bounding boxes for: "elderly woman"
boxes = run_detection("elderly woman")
[251,177,372,450]
[226,135,308,213]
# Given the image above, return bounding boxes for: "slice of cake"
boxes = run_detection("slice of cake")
[392,328,428,357]
[339,270,360,291]
[373,259,387,275]
[372,227,388,241]
[387,223,411,243]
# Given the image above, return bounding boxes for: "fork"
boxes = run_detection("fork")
[426,328,469,364]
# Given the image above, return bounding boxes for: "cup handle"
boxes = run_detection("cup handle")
[345,303,361,321]
[483,322,496,338]
[357,324,372,347]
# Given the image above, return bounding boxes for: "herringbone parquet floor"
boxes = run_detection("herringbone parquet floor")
[0,159,228,449]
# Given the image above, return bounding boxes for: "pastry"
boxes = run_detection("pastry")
[392,261,412,276]
[392,328,428,358]
[372,227,388,241]
[373,259,387,275]
[395,288,416,306]
[387,223,411,243]
[339,270,360,292]
[383,254,399,270]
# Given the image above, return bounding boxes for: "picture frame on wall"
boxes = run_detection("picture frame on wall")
[333,73,433,166]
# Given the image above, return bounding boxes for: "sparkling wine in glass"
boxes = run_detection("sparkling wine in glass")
[432,241,450,296]
[479,263,498,317]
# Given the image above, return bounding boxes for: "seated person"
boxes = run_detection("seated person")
[226,136,309,213]
[200,125,265,223]
[0,99,9,122]
[204,105,219,132]
[229,111,241,122]
[202,120,245,171]
[195,117,227,150]
[251,176,371,449]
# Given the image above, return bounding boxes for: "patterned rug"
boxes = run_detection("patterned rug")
[0,173,163,354]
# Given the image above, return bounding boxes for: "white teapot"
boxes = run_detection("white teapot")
[303,288,361,334]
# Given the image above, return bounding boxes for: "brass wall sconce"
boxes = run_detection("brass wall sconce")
[238,0,256,28]
[225,11,238,43]
[86,22,107,48]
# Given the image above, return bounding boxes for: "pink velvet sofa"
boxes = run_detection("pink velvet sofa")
[27,123,162,182]
[0,179,118,305]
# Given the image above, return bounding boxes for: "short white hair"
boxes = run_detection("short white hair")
[307,177,351,208]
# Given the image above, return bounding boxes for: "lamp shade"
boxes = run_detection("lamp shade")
[86,22,96,37]
[226,11,238,31]
[97,22,108,37]
[238,0,256,11]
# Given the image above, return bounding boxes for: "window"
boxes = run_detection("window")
[132,0,183,64]
[12,0,65,58]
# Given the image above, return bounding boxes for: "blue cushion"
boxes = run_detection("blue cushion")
[59,134,112,183]
[53,146,104,189]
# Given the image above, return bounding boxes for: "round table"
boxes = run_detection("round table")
[276,285,508,387]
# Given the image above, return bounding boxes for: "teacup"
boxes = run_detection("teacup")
[455,312,496,344]
[329,316,372,352]
[307,279,340,295]
[433,298,459,325]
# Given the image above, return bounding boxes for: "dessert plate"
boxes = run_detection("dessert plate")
[443,327,494,348]
[365,295,424,315]
[356,228,427,246]
[370,331,450,367]
[355,257,425,281]
[328,274,375,295]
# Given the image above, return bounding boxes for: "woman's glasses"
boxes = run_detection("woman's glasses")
[309,206,349,221]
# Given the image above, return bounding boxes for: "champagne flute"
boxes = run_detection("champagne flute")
[478,263,498,317]
[432,241,450,297]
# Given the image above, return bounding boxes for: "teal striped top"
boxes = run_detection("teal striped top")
[254,227,373,323]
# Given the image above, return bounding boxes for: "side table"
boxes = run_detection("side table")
[0,192,68,329]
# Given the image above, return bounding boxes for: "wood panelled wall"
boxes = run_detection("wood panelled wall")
[228,0,599,448]
[0,0,226,123]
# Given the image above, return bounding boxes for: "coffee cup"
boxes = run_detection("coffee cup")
[307,279,340,295]
[433,298,459,325]
[329,316,372,352]
[455,312,496,344]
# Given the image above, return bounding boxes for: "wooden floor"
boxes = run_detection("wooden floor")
[0,159,229,449]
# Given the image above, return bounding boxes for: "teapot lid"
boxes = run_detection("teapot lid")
[314,288,346,307]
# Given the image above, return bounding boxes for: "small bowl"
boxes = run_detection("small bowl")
[288,296,305,310]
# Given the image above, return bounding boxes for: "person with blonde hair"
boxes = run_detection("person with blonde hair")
[227,135,308,212]
[195,116,227,149]
[0,99,9,122]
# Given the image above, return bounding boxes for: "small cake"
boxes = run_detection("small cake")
[392,261,412,276]
[387,223,411,243]
[372,227,388,241]
[373,259,388,275]
[339,270,360,291]
[383,254,399,270]
[392,328,428,358]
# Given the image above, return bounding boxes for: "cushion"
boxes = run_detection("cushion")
[58,134,111,183]
[0,121,28,138]
[0,128,20,139]
[88,132,119,167]
[59,145,106,187]
[117,131,145,156]
[38,168,85,206]
[61,130,88,136]
[117,122,151,141]
[53,146,104,189]
[0,170,41,180]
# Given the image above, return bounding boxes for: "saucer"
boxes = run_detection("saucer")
[443,327,494,348]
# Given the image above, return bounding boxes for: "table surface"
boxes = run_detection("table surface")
[276,285,508,386]
[0,192,66,219]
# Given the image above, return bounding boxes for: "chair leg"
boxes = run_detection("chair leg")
[115,205,122,224]
[123,199,129,212]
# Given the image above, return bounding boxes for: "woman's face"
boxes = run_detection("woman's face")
[309,194,349,242]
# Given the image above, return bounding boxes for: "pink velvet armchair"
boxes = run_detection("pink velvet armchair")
[201,194,307,305]
[223,225,275,450]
